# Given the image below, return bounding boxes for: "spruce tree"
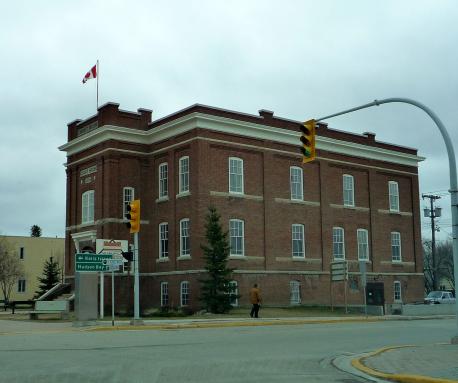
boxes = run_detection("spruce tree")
[30,225,42,237]
[199,207,238,313]
[34,257,61,298]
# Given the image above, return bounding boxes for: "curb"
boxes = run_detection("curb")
[351,345,458,383]
[88,317,385,332]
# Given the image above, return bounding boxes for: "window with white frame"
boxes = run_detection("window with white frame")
[180,219,190,257]
[82,190,95,224]
[290,280,301,305]
[391,232,402,262]
[17,279,26,293]
[229,157,244,194]
[159,223,169,259]
[123,187,134,217]
[292,224,305,258]
[158,163,168,198]
[389,181,400,212]
[332,227,345,259]
[160,282,169,306]
[229,281,239,307]
[229,219,245,256]
[180,281,190,306]
[394,281,402,301]
[357,229,369,261]
[179,156,190,194]
[290,166,303,200]
[343,174,354,206]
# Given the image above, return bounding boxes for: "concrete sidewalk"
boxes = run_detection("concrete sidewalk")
[90,314,455,331]
[352,343,458,383]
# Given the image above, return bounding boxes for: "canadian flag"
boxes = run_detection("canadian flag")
[82,64,97,84]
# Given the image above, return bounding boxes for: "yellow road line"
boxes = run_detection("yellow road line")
[351,345,458,383]
[88,317,383,332]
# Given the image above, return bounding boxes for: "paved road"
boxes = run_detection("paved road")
[0,319,455,383]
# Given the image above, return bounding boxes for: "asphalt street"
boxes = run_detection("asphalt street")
[0,319,455,383]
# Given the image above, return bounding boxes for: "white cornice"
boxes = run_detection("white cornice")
[59,113,424,167]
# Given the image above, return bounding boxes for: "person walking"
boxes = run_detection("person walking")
[249,284,262,318]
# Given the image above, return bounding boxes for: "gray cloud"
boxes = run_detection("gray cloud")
[0,0,457,241]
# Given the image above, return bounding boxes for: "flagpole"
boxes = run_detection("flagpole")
[97,59,99,110]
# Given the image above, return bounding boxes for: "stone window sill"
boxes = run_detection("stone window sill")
[176,192,191,199]
[177,255,191,261]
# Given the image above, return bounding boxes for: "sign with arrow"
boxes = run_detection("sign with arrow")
[75,253,112,272]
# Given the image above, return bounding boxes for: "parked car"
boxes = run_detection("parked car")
[424,291,456,304]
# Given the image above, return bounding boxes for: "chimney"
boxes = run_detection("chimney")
[67,119,82,141]
[363,132,376,142]
[138,108,153,126]
[258,109,274,119]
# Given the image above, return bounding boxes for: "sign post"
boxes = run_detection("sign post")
[96,239,128,319]
[359,260,368,317]
[330,261,348,313]
[112,270,115,326]
[101,257,126,326]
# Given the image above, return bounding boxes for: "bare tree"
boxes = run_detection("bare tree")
[436,241,454,291]
[423,240,454,294]
[0,237,25,303]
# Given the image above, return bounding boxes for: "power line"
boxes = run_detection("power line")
[422,189,449,195]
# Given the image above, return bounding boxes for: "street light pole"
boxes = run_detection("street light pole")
[317,97,458,343]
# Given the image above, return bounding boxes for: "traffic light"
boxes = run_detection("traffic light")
[122,251,133,262]
[125,199,141,233]
[300,119,316,163]
[121,251,133,273]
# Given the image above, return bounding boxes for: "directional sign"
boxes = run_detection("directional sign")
[96,239,128,272]
[331,263,346,271]
[75,253,112,272]
[331,261,348,282]
[332,274,346,281]
[96,239,128,256]
[102,259,125,266]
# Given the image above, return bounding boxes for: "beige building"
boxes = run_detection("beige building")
[1,236,64,301]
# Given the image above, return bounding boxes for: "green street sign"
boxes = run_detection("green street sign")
[75,253,113,272]
[76,263,110,272]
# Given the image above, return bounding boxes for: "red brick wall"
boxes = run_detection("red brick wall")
[64,106,424,312]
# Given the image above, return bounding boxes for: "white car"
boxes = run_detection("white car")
[424,291,456,304]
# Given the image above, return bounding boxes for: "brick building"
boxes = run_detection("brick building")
[59,102,424,313]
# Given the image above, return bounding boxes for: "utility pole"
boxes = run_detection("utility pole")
[422,194,442,290]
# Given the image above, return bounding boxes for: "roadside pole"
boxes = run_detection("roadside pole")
[330,278,333,312]
[317,97,458,343]
[344,274,348,314]
[359,261,368,318]
[112,270,115,326]
[100,272,104,319]
[133,232,140,321]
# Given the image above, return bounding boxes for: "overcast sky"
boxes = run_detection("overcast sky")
[0,0,456,242]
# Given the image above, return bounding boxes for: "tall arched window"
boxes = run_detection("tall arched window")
[82,190,94,224]
[290,166,303,201]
